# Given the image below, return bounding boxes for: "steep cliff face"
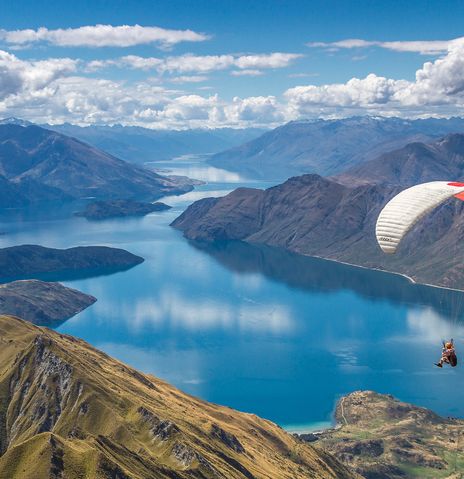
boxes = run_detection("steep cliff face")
[0,316,356,479]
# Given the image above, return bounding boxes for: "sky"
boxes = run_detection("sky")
[0,0,463,129]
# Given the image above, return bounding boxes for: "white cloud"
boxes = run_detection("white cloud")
[0,24,210,48]
[170,75,208,83]
[230,69,264,76]
[234,52,302,69]
[225,96,284,123]
[2,37,464,128]
[286,38,464,117]
[286,74,403,110]
[87,52,302,74]
[0,49,77,99]
[307,37,461,55]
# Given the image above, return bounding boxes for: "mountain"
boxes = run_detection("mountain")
[336,133,464,186]
[0,124,194,208]
[172,173,464,289]
[312,391,464,479]
[0,280,96,326]
[208,116,464,180]
[0,315,355,479]
[47,123,265,163]
[0,245,144,281]
[0,172,70,208]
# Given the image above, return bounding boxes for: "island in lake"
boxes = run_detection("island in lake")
[75,199,171,220]
[0,244,144,281]
[0,280,96,326]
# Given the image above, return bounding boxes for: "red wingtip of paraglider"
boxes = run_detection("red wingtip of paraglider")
[454,191,464,201]
[448,182,464,187]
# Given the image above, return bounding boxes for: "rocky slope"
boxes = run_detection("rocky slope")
[0,316,356,479]
[172,173,464,289]
[75,199,171,220]
[0,280,95,326]
[0,245,144,280]
[0,124,193,208]
[209,116,464,180]
[312,391,464,479]
[47,123,265,163]
[336,134,464,186]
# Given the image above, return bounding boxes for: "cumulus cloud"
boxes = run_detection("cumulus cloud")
[286,38,464,117]
[0,24,209,48]
[2,37,464,128]
[0,49,77,99]
[307,38,461,55]
[286,74,404,110]
[225,96,284,123]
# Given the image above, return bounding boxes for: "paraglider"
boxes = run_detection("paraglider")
[376,181,464,254]
[376,181,464,369]
[435,340,457,368]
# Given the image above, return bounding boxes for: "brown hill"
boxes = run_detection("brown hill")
[0,280,96,326]
[336,134,464,186]
[0,315,356,479]
[171,174,464,289]
[0,124,193,207]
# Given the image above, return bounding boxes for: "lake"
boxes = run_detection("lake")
[1,154,464,431]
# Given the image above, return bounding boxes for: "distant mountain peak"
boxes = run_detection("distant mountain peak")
[0,117,34,127]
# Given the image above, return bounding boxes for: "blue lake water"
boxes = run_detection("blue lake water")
[1,154,464,431]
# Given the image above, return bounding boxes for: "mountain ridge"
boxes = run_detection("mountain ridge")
[0,315,356,479]
[208,116,464,180]
[44,122,265,163]
[0,124,194,208]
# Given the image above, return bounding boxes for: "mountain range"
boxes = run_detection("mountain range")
[173,133,464,289]
[0,315,355,479]
[0,124,194,208]
[208,116,464,180]
[45,122,265,163]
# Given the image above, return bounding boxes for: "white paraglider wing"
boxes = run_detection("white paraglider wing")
[376,181,464,254]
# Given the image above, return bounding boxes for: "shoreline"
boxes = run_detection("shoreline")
[303,252,464,294]
[282,420,335,435]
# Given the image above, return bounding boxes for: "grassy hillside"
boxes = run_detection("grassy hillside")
[315,391,464,479]
[0,315,356,479]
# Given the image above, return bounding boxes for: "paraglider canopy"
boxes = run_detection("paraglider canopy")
[376,181,464,254]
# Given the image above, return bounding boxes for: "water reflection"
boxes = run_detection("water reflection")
[192,240,464,323]
[2,156,464,428]
[147,154,245,183]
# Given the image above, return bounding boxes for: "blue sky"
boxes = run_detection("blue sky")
[0,0,463,128]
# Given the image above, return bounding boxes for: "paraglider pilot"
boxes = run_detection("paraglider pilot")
[435,339,457,368]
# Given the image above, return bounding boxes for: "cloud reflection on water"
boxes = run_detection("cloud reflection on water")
[91,288,294,334]
[407,308,464,343]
